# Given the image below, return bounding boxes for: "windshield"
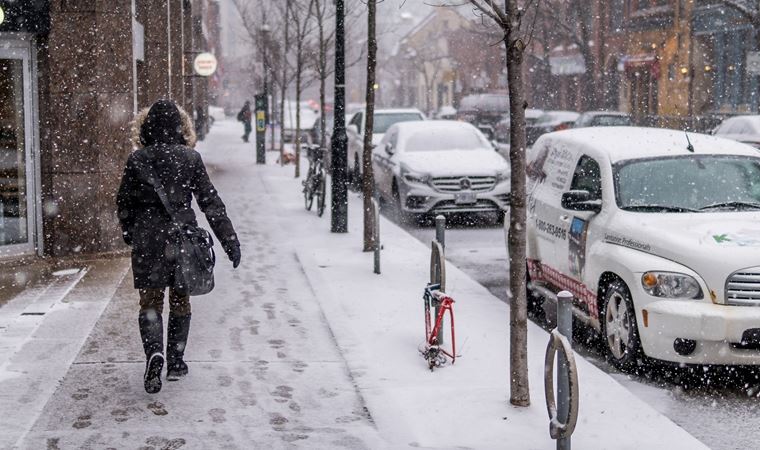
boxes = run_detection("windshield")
[374,113,423,133]
[614,156,760,212]
[405,127,489,152]
[592,115,632,126]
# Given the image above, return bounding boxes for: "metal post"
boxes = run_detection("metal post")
[254,94,267,164]
[556,290,573,450]
[373,198,380,274]
[435,215,445,249]
[435,214,445,344]
[330,0,348,233]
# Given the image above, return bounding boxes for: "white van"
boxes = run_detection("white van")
[526,127,760,369]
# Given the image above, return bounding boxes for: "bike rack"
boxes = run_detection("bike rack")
[544,291,579,449]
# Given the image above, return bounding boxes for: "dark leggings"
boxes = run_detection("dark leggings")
[139,288,191,316]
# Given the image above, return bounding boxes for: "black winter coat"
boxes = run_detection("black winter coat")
[116,144,238,289]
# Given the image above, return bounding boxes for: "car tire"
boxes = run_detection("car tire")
[600,280,643,371]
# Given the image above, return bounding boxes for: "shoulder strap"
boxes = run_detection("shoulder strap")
[143,160,179,224]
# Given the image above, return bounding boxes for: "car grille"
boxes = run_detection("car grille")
[726,267,760,306]
[431,176,496,193]
[432,199,501,213]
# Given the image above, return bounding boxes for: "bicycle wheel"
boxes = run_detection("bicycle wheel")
[316,170,327,217]
[304,176,314,211]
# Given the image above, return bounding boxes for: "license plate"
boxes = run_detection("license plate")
[455,192,477,205]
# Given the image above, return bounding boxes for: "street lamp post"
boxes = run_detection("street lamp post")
[257,23,271,165]
[331,0,348,233]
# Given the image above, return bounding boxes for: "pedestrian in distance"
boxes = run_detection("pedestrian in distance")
[117,99,242,394]
[237,100,253,142]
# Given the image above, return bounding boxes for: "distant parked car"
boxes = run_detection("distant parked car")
[526,110,580,146]
[492,108,545,154]
[372,120,510,225]
[456,92,510,129]
[712,115,760,149]
[574,111,632,128]
[346,108,426,185]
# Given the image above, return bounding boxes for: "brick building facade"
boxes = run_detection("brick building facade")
[0,0,220,260]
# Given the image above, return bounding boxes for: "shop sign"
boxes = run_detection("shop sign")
[193,52,218,77]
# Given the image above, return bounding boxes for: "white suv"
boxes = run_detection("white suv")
[526,127,760,369]
[346,108,425,185]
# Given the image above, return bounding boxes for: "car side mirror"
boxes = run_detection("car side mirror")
[385,142,395,155]
[561,190,602,212]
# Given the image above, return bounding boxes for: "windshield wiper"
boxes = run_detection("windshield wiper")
[699,201,760,211]
[620,205,698,212]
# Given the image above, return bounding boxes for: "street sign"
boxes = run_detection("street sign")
[748,52,760,75]
[193,52,218,77]
[256,111,266,132]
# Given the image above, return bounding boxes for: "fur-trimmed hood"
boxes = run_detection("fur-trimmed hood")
[131,100,197,149]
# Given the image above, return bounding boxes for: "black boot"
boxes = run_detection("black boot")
[166,313,191,381]
[138,310,165,394]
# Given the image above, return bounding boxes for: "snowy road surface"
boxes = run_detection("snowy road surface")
[397,208,760,450]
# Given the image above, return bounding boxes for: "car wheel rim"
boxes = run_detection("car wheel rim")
[605,291,630,360]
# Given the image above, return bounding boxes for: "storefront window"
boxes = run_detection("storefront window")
[0,58,28,246]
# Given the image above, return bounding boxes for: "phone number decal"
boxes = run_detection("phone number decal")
[536,218,567,240]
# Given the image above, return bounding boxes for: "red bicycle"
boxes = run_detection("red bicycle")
[420,283,456,371]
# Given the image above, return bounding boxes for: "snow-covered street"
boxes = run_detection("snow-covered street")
[0,119,711,449]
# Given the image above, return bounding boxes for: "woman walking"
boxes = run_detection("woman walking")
[117,99,241,394]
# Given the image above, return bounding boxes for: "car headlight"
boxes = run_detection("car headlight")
[641,271,703,299]
[401,165,430,185]
[496,170,510,182]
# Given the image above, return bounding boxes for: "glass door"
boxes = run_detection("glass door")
[0,44,36,257]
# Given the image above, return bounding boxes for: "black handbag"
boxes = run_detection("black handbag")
[145,164,216,296]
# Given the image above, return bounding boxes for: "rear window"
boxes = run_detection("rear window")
[591,115,632,126]
[405,127,488,152]
[374,113,423,133]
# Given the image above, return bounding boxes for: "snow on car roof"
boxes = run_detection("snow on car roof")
[392,119,475,133]
[374,108,425,115]
[541,126,760,163]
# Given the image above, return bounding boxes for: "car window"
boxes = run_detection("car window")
[591,115,632,126]
[570,155,602,200]
[614,156,760,211]
[373,113,423,134]
[403,127,489,152]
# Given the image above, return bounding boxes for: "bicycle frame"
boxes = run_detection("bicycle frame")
[423,283,456,369]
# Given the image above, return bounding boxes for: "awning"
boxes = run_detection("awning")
[549,54,586,76]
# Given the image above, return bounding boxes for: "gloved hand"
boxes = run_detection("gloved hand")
[227,243,241,268]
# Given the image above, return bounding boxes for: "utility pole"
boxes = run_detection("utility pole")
[331,0,348,233]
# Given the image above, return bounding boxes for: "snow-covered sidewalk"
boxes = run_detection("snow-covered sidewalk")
[3,119,708,449]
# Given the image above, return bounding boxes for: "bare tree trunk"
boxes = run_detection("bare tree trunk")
[504,0,530,407]
[319,25,328,149]
[362,0,377,252]
[279,0,291,165]
[295,40,303,178]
